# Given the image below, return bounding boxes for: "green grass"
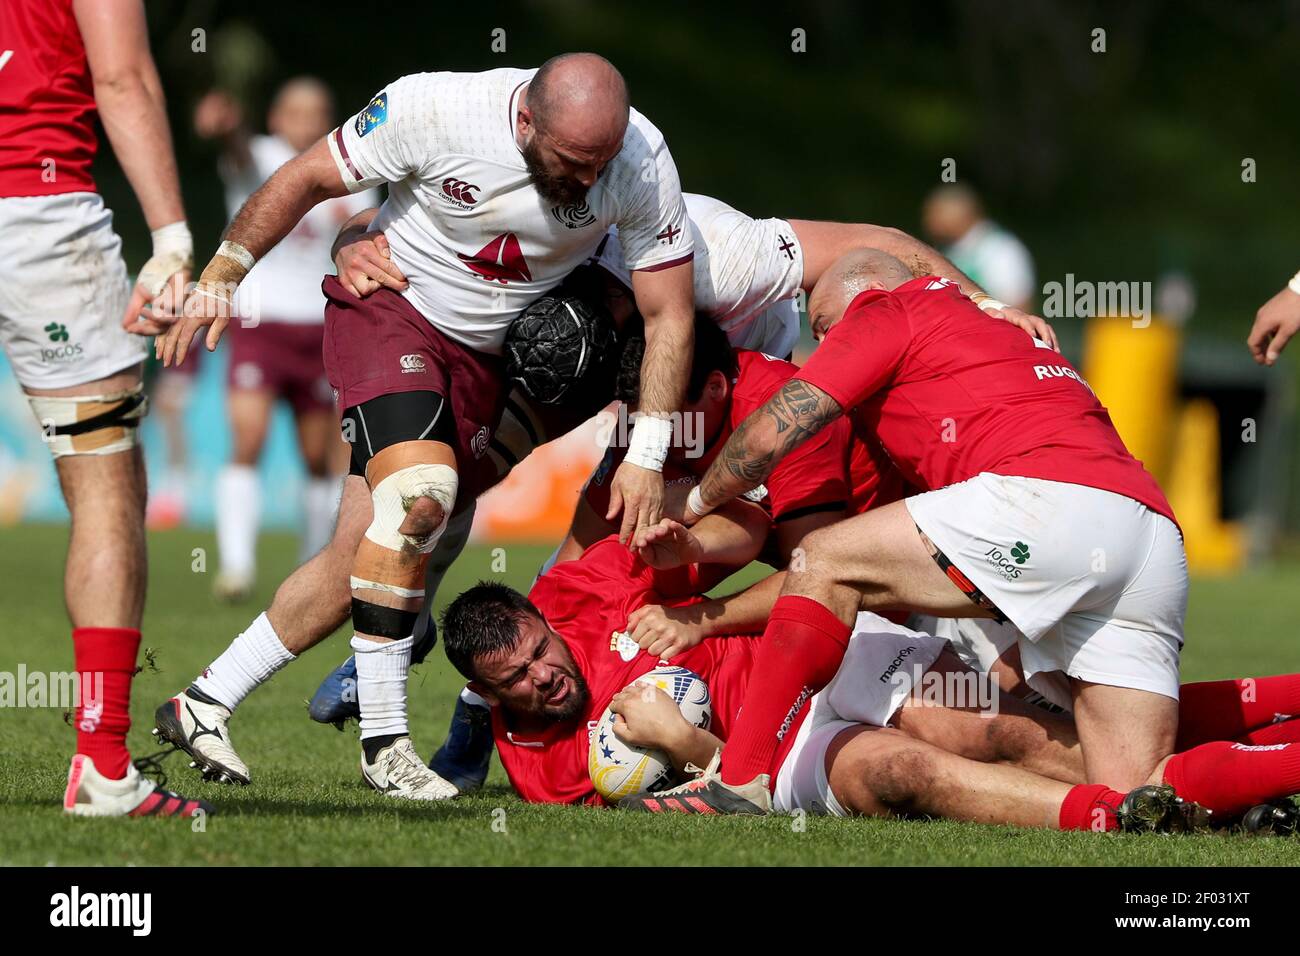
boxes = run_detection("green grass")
[2,524,1300,866]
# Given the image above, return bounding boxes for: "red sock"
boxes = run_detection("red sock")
[1163,740,1300,818]
[72,626,140,780]
[1177,674,1300,749]
[719,595,850,787]
[1058,783,1126,831]
[1238,717,1300,747]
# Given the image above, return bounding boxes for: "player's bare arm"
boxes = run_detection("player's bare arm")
[331,207,409,297]
[688,379,843,524]
[607,261,695,543]
[628,507,841,655]
[792,218,1057,349]
[632,503,768,571]
[610,685,723,776]
[76,0,191,336]
[160,137,350,366]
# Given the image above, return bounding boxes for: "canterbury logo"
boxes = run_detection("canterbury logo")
[399,354,426,373]
[441,178,480,205]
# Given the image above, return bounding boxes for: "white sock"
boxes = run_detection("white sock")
[300,476,340,563]
[352,634,413,741]
[193,612,296,711]
[216,464,261,577]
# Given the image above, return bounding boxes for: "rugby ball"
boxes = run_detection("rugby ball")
[588,666,712,802]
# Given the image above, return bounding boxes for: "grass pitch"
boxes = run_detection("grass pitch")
[2,524,1300,867]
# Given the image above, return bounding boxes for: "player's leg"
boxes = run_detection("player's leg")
[826,725,1071,828]
[307,499,475,726]
[294,404,343,562]
[145,364,196,528]
[716,500,987,790]
[344,391,463,801]
[893,649,1086,784]
[213,385,272,602]
[29,365,212,817]
[4,187,210,818]
[287,325,345,564]
[155,474,369,784]
[824,726,1200,832]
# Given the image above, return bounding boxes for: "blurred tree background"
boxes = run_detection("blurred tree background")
[93,0,1300,529]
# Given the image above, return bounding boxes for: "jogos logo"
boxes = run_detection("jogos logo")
[41,323,83,364]
[985,541,1030,580]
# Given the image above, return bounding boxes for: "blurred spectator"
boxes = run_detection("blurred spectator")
[195,79,376,602]
[922,184,1035,311]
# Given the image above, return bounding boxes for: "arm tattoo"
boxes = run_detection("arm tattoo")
[698,379,842,508]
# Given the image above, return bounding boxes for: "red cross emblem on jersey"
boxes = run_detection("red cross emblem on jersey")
[457,232,533,284]
[656,223,682,245]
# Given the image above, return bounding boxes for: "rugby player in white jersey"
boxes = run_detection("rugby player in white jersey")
[152,55,697,799]
[152,178,1056,793]
[193,80,378,601]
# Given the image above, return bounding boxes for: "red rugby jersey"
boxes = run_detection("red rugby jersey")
[585,349,857,525]
[793,277,1175,523]
[492,537,759,806]
[0,0,99,197]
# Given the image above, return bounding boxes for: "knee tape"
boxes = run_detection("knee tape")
[27,385,148,458]
[365,463,458,554]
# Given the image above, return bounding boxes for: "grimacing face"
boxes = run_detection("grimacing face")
[472,613,590,723]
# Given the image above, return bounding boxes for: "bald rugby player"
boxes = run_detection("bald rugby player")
[154,54,697,800]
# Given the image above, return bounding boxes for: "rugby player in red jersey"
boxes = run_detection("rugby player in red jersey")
[0,0,208,817]
[441,528,1300,833]
[622,247,1201,813]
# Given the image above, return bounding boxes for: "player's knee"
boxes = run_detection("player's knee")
[27,385,147,459]
[983,715,1044,765]
[868,747,937,811]
[367,462,458,555]
[398,496,445,539]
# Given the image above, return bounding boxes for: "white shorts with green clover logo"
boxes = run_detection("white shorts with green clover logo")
[0,192,147,390]
[905,473,1187,704]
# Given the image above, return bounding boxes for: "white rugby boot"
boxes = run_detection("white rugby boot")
[153,690,251,785]
[361,737,459,801]
[63,754,214,818]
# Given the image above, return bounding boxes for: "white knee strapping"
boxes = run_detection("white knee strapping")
[365,463,458,554]
[27,385,148,458]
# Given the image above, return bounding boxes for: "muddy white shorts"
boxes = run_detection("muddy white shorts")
[905,473,1187,704]
[0,192,145,389]
[773,612,948,816]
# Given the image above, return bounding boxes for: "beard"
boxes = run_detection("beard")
[542,670,591,724]
[522,135,590,207]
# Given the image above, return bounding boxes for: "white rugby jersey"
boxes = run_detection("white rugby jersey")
[592,192,804,357]
[328,68,693,353]
[224,135,376,323]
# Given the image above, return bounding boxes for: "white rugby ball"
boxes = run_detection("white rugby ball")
[588,666,712,802]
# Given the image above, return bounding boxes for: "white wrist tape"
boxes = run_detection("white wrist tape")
[217,240,256,272]
[624,415,673,471]
[974,296,1008,314]
[1288,270,1300,296]
[686,485,714,519]
[136,221,194,296]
